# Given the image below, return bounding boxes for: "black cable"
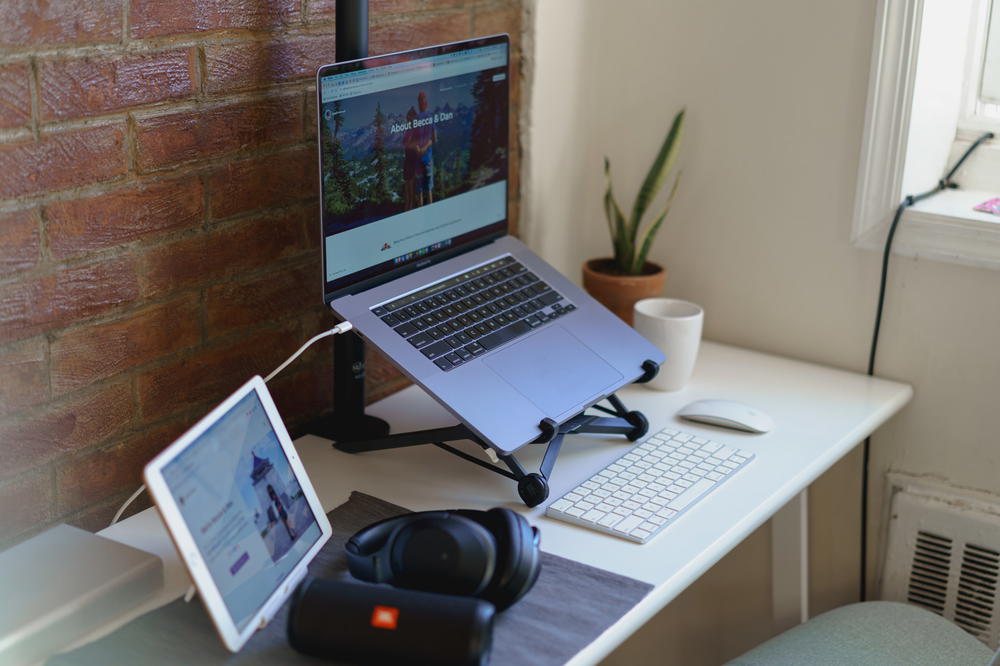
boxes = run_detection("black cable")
[860,131,993,602]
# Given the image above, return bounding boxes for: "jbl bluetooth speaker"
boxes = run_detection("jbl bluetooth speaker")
[286,577,495,665]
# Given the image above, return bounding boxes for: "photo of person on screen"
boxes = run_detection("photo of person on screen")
[415,91,436,206]
[268,484,296,542]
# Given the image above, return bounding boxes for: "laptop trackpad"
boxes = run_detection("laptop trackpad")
[483,325,623,416]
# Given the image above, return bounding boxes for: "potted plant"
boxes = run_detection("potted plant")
[583,109,684,325]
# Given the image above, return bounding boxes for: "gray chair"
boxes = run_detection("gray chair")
[727,601,996,665]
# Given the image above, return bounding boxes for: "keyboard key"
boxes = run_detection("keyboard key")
[550,499,572,512]
[465,343,486,355]
[611,515,643,534]
[394,322,417,337]
[598,514,621,528]
[408,333,432,348]
[421,341,452,360]
[434,358,452,370]
[666,478,715,511]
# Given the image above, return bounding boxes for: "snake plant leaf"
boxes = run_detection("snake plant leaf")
[632,171,681,274]
[628,109,685,241]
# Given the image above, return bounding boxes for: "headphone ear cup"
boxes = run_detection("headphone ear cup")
[462,508,541,610]
[345,514,412,583]
[388,515,497,597]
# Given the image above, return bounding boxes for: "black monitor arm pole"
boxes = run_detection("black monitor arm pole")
[307,0,390,443]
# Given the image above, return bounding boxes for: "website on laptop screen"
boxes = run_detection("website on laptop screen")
[319,38,509,298]
[161,391,322,632]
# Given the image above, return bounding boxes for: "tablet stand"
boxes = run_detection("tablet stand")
[333,360,659,507]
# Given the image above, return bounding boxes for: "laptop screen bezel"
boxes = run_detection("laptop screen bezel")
[316,34,511,305]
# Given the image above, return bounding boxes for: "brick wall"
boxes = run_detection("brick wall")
[0,0,523,548]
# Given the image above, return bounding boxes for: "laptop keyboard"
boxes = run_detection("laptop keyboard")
[372,256,573,371]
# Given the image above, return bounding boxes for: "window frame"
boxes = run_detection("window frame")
[852,0,1000,271]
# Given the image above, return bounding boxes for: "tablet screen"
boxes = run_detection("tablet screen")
[160,390,322,631]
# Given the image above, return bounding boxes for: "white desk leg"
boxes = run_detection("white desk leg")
[771,489,809,633]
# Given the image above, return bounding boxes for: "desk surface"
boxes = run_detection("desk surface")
[98,341,912,665]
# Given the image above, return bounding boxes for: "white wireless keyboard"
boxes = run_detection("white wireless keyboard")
[545,427,755,543]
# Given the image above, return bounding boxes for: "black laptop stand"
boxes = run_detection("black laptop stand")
[332,358,659,507]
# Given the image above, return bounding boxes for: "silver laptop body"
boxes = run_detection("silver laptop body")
[317,36,663,454]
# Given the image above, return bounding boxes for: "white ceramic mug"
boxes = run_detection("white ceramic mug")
[633,298,704,391]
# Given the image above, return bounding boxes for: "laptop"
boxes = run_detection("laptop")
[316,35,664,454]
[144,377,332,652]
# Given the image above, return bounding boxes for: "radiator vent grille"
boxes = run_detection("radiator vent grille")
[882,486,1000,649]
[906,531,951,613]
[954,544,999,637]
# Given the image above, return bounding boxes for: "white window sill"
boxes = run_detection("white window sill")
[853,189,1000,271]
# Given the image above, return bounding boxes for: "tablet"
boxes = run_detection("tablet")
[144,376,332,652]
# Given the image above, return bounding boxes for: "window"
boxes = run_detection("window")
[959,0,1000,135]
[853,0,1000,271]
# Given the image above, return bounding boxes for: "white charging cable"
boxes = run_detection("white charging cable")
[107,322,355,529]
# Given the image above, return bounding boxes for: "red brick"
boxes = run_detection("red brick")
[0,337,47,416]
[0,125,126,199]
[64,494,141,533]
[130,0,300,38]
[0,257,140,344]
[0,63,31,129]
[141,208,310,297]
[303,89,316,140]
[0,381,133,480]
[0,0,121,47]
[137,322,299,421]
[39,49,196,121]
[370,12,471,56]
[56,419,186,515]
[268,362,333,433]
[135,94,303,171]
[204,34,339,94]
[473,5,520,47]
[307,0,423,23]
[0,209,40,276]
[0,470,52,541]
[205,263,319,338]
[45,176,203,259]
[50,294,200,395]
[207,146,316,219]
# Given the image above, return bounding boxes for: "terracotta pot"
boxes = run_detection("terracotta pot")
[582,258,666,326]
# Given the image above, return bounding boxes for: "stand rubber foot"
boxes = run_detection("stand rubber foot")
[518,473,549,507]
[637,359,659,384]
[625,411,648,441]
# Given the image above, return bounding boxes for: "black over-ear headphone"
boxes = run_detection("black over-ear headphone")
[345,508,541,610]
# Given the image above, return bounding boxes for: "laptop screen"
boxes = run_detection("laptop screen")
[317,35,510,302]
[160,390,323,632]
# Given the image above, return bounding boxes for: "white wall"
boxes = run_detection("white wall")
[524,0,1000,602]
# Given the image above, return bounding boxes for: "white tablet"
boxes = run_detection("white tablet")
[144,376,332,652]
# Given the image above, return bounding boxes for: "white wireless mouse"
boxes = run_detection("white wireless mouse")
[677,399,774,434]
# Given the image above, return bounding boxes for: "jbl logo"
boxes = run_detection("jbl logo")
[370,605,399,630]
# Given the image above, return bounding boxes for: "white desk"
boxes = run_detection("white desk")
[97,341,912,665]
